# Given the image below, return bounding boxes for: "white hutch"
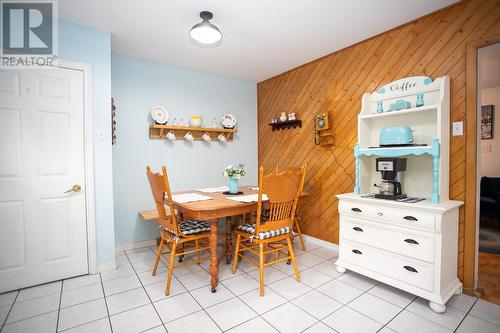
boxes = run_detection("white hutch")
[335,76,463,313]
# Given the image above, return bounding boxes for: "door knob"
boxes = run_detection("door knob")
[64,185,81,193]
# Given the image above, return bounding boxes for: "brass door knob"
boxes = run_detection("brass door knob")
[64,185,81,193]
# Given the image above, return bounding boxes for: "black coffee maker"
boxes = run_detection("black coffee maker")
[374,158,407,200]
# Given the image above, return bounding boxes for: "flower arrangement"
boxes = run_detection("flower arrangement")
[223,164,246,179]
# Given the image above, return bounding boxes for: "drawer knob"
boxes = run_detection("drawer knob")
[403,265,418,273]
[351,208,362,212]
[403,216,418,221]
[352,249,362,255]
[404,239,419,245]
[377,212,383,216]
[353,227,364,232]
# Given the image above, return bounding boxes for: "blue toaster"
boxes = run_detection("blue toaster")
[379,126,413,146]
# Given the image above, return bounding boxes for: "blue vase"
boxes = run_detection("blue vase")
[229,177,239,194]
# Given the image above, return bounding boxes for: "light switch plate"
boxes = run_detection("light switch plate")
[452,121,463,136]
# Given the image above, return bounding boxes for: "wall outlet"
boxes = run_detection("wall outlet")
[452,121,463,136]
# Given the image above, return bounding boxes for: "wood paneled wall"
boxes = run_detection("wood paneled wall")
[257,0,500,281]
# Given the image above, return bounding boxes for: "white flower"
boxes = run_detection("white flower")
[235,174,241,179]
[223,171,228,177]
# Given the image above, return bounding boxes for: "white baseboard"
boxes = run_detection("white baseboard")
[115,239,157,252]
[302,234,339,251]
[97,262,117,273]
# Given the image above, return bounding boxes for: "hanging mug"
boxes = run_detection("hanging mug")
[184,131,194,142]
[166,130,176,141]
[202,132,211,142]
[217,133,226,143]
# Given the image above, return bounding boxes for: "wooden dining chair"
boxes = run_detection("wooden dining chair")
[232,166,306,296]
[274,164,308,251]
[146,165,210,295]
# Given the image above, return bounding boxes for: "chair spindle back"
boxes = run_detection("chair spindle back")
[146,165,179,235]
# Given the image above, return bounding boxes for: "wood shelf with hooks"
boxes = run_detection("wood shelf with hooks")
[149,124,237,141]
[269,119,302,131]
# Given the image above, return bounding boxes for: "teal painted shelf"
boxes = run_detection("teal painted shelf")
[357,145,434,157]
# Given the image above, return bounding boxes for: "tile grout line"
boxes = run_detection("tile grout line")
[453,297,479,332]
[124,249,167,332]
[0,290,19,332]
[55,279,64,332]
[99,273,114,333]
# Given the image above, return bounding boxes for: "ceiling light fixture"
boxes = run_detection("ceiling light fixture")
[189,11,223,46]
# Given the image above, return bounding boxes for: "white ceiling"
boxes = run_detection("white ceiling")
[60,0,458,81]
[480,43,500,89]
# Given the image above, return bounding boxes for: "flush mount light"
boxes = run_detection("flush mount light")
[189,11,223,46]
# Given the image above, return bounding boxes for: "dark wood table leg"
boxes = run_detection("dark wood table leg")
[226,217,232,264]
[209,219,219,293]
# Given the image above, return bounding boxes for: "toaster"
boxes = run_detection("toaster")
[379,126,413,146]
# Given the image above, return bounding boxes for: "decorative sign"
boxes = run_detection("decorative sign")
[378,76,432,97]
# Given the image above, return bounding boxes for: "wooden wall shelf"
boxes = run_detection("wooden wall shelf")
[149,124,237,141]
[269,119,302,131]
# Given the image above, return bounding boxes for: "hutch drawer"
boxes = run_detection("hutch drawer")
[341,217,435,263]
[340,239,434,292]
[338,200,435,231]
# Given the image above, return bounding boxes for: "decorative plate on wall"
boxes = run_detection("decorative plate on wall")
[221,113,237,129]
[151,105,169,124]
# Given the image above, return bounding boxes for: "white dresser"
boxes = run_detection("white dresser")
[335,193,462,313]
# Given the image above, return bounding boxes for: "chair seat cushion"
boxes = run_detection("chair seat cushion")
[236,223,291,240]
[163,220,210,236]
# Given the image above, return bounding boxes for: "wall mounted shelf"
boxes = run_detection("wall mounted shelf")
[149,125,237,141]
[269,119,302,131]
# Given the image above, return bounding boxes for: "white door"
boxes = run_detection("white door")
[0,67,88,292]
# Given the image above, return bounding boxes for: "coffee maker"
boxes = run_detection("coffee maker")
[374,157,407,200]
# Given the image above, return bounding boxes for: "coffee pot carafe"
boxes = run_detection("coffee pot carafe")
[374,180,402,197]
[374,158,407,200]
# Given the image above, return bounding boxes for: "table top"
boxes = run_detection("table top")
[139,186,308,221]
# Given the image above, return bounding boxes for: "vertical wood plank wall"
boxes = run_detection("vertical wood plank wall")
[257,0,500,281]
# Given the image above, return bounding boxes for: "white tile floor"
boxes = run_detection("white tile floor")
[1,241,500,333]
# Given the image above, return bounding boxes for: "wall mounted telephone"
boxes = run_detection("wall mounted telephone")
[314,112,333,147]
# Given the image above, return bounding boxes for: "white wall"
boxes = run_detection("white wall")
[59,21,115,266]
[111,55,258,246]
[480,86,500,177]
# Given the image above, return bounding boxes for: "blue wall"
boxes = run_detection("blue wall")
[111,55,257,245]
[59,21,115,265]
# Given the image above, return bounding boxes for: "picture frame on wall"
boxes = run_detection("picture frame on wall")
[481,105,494,140]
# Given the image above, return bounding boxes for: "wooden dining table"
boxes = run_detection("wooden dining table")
[171,186,308,293]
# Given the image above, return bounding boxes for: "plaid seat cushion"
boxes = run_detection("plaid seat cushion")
[163,220,210,235]
[236,223,291,240]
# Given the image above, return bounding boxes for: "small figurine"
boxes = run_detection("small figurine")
[376,101,383,113]
[280,112,287,122]
[287,112,296,121]
[212,117,217,128]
